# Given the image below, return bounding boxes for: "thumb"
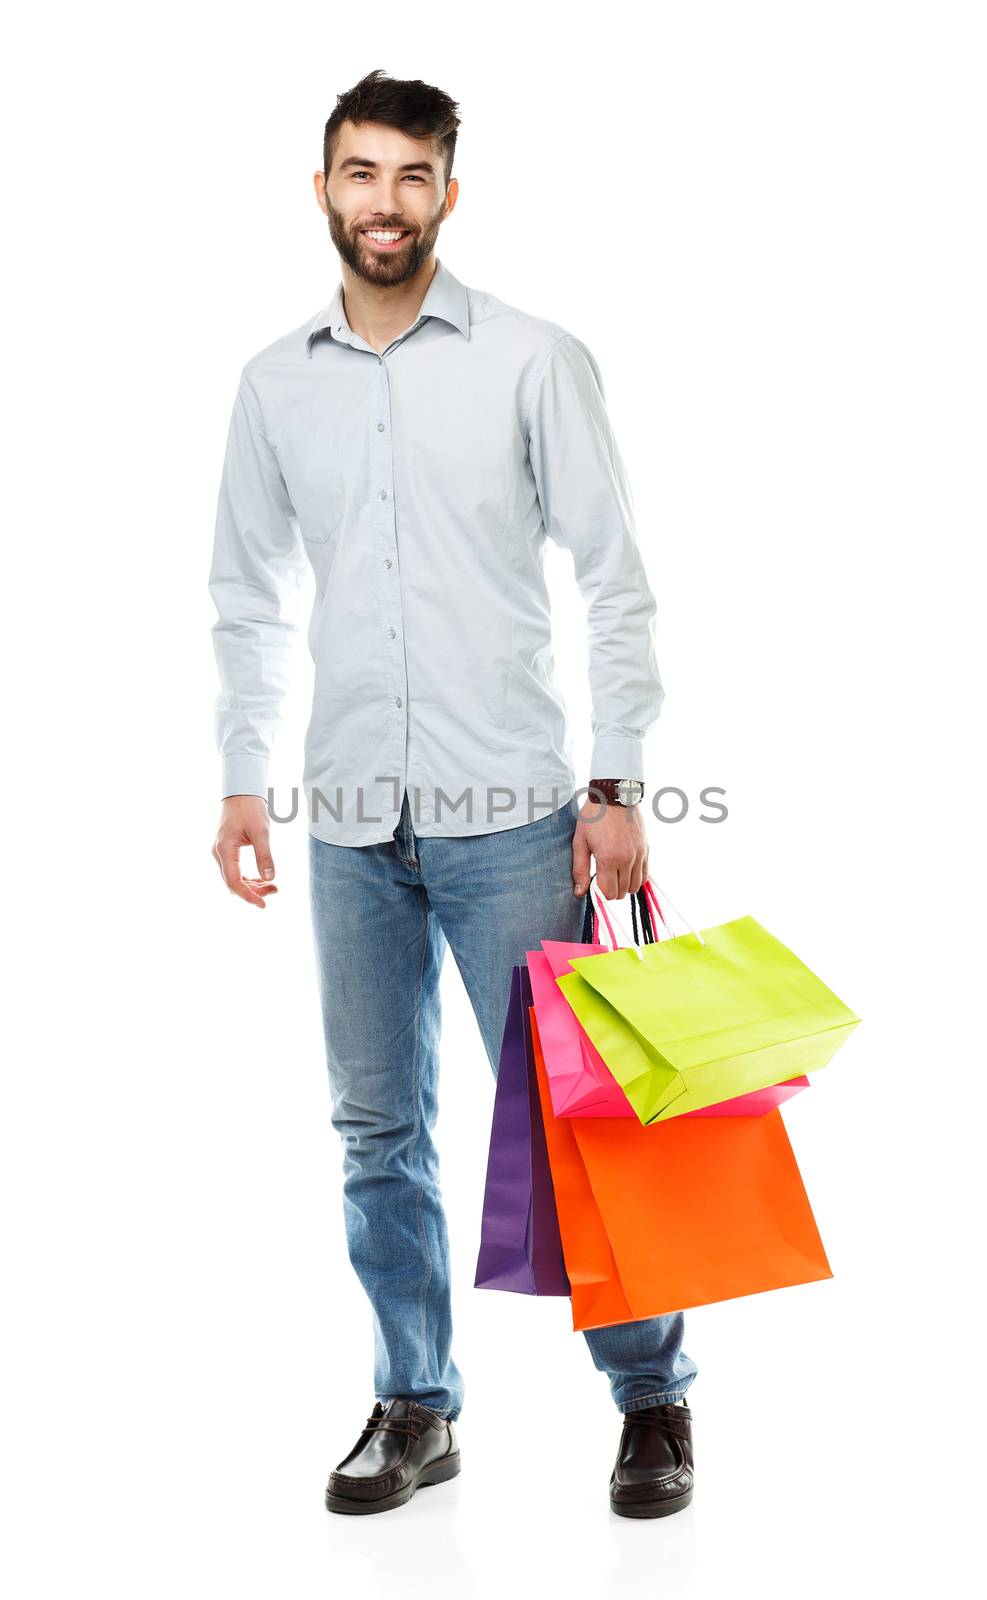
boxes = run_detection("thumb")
[252,826,276,880]
[571,827,592,895]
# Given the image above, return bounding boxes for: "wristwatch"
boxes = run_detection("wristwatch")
[588,777,645,807]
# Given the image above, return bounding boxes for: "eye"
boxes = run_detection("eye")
[351,171,426,182]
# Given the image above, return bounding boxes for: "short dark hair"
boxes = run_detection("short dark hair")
[323,68,461,190]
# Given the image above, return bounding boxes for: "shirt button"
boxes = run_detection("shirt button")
[377,422,385,432]
[387,627,396,639]
[383,558,392,569]
[379,489,388,500]
[395,696,402,707]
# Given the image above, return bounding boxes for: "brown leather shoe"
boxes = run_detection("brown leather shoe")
[325,1399,461,1515]
[609,1397,694,1518]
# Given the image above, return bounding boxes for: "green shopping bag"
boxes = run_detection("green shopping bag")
[557,880,860,1126]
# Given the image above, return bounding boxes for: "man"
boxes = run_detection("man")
[209,68,698,1518]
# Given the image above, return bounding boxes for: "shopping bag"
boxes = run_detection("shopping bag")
[528,1006,833,1331]
[535,937,810,1120]
[528,945,637,1117]
[685,1077,811,1116]
[474,964,570,1296]
[581,879,811,1116]
[524,883,665,1118]
[558,883,858,1125]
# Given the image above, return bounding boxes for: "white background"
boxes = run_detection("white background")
[3,3,984,1595]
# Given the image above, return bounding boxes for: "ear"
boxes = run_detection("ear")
[442,176,460,220]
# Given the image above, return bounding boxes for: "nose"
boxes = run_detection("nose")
[373,177,405,219]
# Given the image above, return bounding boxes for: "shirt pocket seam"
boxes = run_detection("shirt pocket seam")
[301,504,344,547]
[269,438,344,547]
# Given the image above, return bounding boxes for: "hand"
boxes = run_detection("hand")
[212,795,279,909]
[571,794,649,901]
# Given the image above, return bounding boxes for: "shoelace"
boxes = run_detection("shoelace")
[361,1409,425,1441]
[623,1405,690,1433]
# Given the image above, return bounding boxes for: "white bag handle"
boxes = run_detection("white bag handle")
[589,873,706,962]
[641,876,706,947]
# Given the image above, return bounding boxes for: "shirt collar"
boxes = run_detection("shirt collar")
[305,256,470,356]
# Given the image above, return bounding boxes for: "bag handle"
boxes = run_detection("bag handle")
[641,879,669,938]
[590,873,706,961]
[643,877,706,946]
[589,873,656,951]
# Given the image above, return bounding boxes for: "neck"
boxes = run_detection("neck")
[340,254,438,354]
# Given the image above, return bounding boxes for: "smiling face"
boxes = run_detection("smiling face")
[318,119,458,287]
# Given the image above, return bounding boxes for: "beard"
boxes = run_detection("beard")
[326,196,446,286]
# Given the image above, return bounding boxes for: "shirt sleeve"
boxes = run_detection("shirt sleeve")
[208,370,309,800]
[525,333,664,780]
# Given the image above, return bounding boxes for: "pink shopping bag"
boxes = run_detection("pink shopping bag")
[528,943,635,1118]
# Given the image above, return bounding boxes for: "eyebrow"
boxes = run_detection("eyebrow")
[337,156,437,175]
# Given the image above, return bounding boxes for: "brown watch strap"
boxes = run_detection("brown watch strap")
[587,778,643,807]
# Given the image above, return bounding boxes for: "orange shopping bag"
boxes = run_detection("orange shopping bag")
[529,1007,832,1332]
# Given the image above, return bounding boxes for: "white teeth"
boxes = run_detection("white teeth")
[365,230,406,242]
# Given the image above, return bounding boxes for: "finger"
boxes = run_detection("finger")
[630,851,648,895]
[232,881,267,908]
[215,836,240,892]
[216,837,265,908]
[606,855,630,900]
[595,863,618,899]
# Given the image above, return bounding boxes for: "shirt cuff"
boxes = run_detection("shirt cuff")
[589,734,645,780]
[221,753,270,801]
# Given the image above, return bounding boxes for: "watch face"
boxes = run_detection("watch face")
[617,779,644,805]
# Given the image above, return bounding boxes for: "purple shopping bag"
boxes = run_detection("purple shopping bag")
[474,963,570,1297]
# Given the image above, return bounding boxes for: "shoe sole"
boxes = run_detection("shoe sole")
[610,1485,694,1519]
[325,1450,462,1515]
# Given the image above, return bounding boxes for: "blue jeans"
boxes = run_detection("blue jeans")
[308,790,698,1421]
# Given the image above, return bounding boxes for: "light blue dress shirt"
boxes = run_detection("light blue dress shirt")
[209,256,664,845]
